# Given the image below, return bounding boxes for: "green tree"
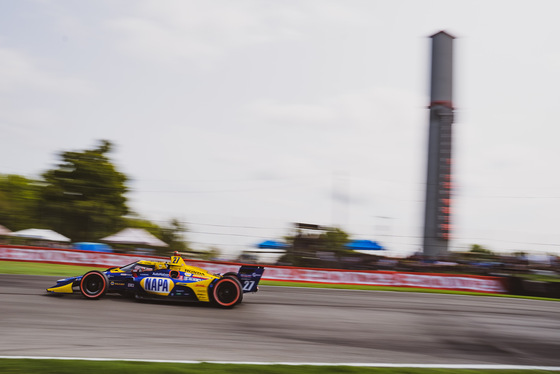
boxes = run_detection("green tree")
[321,227,350,254]
[198,246,221,261]
[124,215,189,255]
[0,174,43,231]
[160,218,189,252]
[469,244,494,255]
[124,215,163,235]
[279,226,350,267]
[38,140,129,242]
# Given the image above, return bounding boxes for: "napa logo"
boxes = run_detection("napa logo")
[141,277,174,295]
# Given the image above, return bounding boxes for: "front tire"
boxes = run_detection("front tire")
[211,276,243,308]
[79,271,108,299]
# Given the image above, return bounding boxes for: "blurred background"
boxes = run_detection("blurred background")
[1,0,560,266]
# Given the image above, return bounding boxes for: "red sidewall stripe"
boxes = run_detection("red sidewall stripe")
[213,278,241,307]
[80,273,107,298]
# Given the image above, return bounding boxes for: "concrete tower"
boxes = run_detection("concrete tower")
[422,31,455,258]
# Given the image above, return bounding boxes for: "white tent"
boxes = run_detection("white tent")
[11,228,71,242]
[100,228,168,247]
[0,225,12,236]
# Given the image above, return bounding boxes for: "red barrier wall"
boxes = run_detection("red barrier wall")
[0,245,507,293]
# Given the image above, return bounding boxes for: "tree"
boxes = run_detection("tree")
[199,246,221,261]
[279,225,351,267]
[0,174,43,230]
[321,227,350,254]
[38,140,129,242]
[469,244,494,255]
[160,218,189,252]
[124,215,189,255]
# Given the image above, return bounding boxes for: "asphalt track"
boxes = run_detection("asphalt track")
[1,274,559,365]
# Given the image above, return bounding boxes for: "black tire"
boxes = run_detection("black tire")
[211,276,243,308]
[79,271,108,299]
[222,272,239,280]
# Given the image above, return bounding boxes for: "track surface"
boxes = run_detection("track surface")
[1,274,559,365]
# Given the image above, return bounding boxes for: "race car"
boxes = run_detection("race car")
[46,252,264,308]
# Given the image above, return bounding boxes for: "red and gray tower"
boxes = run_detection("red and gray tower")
[423,31,454,258]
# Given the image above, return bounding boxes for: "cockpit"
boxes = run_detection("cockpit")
[119,261,167,272]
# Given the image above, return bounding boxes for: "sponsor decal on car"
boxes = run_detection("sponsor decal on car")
[140,277,174,295]
[182,276,209,282]
[186,270,208,276]
[242,281,256,291]
[239,271,262,279]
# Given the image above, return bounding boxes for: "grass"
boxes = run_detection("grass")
[0,359,558,374]
[258,280,558,300]
[515,273,560,283]
[1,260,558,302]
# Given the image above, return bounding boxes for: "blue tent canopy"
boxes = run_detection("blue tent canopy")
[345,239,384,251]
[257,240,289,249]
[73,242,113,253]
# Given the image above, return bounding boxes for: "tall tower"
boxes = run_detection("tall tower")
[423,31,455,258]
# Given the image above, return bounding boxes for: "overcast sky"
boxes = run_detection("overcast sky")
[2,0,560,259]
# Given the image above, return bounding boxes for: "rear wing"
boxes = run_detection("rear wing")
[237,265,265,293]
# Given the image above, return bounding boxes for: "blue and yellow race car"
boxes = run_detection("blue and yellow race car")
[47,252,264,308]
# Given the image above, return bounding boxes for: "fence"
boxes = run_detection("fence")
[0,245,506,293]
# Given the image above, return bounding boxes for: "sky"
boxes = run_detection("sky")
[1,0,560,259]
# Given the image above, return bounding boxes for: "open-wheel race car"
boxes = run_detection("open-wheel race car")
[46,252,264,308]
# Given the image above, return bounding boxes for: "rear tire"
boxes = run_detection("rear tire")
[79,271,108,299]
[222,272,240,282]
[211,276,243,308]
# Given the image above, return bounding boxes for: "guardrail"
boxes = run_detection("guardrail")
[0,245,507,293]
